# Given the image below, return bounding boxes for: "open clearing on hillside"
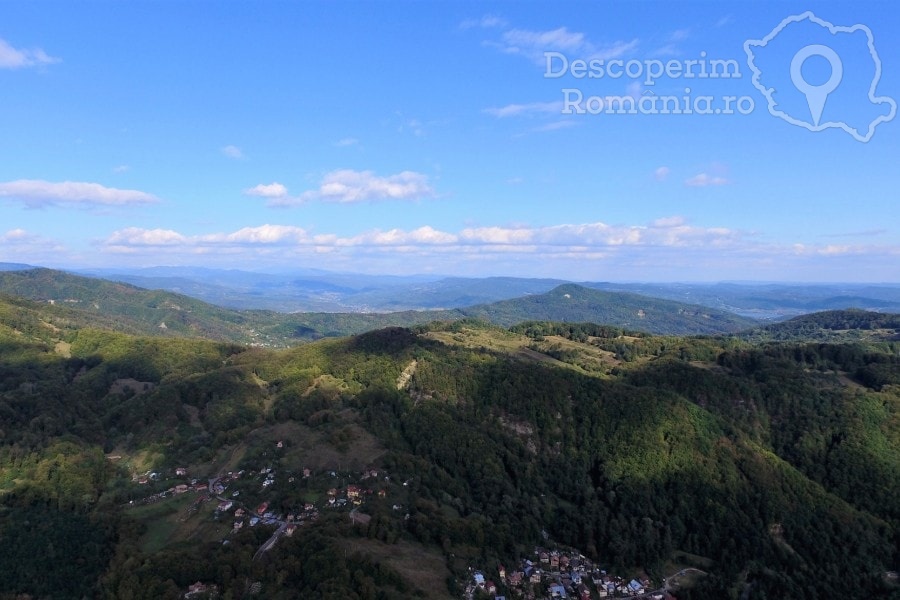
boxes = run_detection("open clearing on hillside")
[196,417,386,477]
[424,328,622,376]
[343,538,454,600]
[125,493,233,554]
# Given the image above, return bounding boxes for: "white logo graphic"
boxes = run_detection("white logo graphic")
[745,11,896,142]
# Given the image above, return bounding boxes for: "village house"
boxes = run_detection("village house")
[184,581,218,598]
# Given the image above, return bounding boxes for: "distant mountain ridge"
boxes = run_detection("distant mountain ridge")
[459,282,757,334]
[0,268,760,342]
[75,265,900,317]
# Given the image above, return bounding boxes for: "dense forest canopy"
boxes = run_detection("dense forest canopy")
[0,293,898,599]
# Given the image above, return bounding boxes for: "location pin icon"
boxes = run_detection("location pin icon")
[790,44,843,126]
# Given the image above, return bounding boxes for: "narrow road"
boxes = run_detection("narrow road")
[253,521,288,560]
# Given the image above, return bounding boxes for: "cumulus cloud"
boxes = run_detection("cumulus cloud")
[201,225,309,245]
[684,173,730,187]
[221,145,244,159]
[244,182,289,198]
[654,166,671,181]
[0,38,59,69]
[103,218,740,253]
[0,180,159,208]
[317,170,433,203]
[97,219,899,280]
[106,228,187,246]
[1,228,32,242]
[248,170,435,207]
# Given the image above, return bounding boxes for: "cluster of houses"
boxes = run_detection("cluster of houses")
[468,548,676,599]
[131,450,399,598]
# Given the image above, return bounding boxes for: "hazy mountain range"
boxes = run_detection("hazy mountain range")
[3,263,898,319]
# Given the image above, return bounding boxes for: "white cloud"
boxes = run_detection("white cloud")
[460,14,508,30]
[531,120,577,133]
[0,180,159,208]
[244,182,289,198]
[650,216,686,228]
[1,228,32,242]
[502,27,588,54]
[654,166,671,181]
[484,101,563,118]
[488,26,639,65]
[203,225,308,245]
[715,16,734,28]
[112,165,131,173]
[333,138,359,147]
[0,37,60,69]
[251,170,436,207]
[316,170,434,204]
[96,219,900,281]
[105,218,737,250]
[221,145,244,159]
[684,173,730,187]
[106,228,186,246]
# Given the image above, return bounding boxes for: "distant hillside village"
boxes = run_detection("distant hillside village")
[466,548,681,600]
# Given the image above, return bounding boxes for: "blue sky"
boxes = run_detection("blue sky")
[0,1,898,281]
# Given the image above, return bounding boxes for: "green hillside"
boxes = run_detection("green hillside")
[742,308,900,342]
[0,271,760,346]
[0,296,897,599]
[460,283,758,334]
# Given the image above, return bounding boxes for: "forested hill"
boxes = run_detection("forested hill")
[741,308,900,342]
[0,270,759,342]
[458,283,758,334]
[0,303,897,598]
